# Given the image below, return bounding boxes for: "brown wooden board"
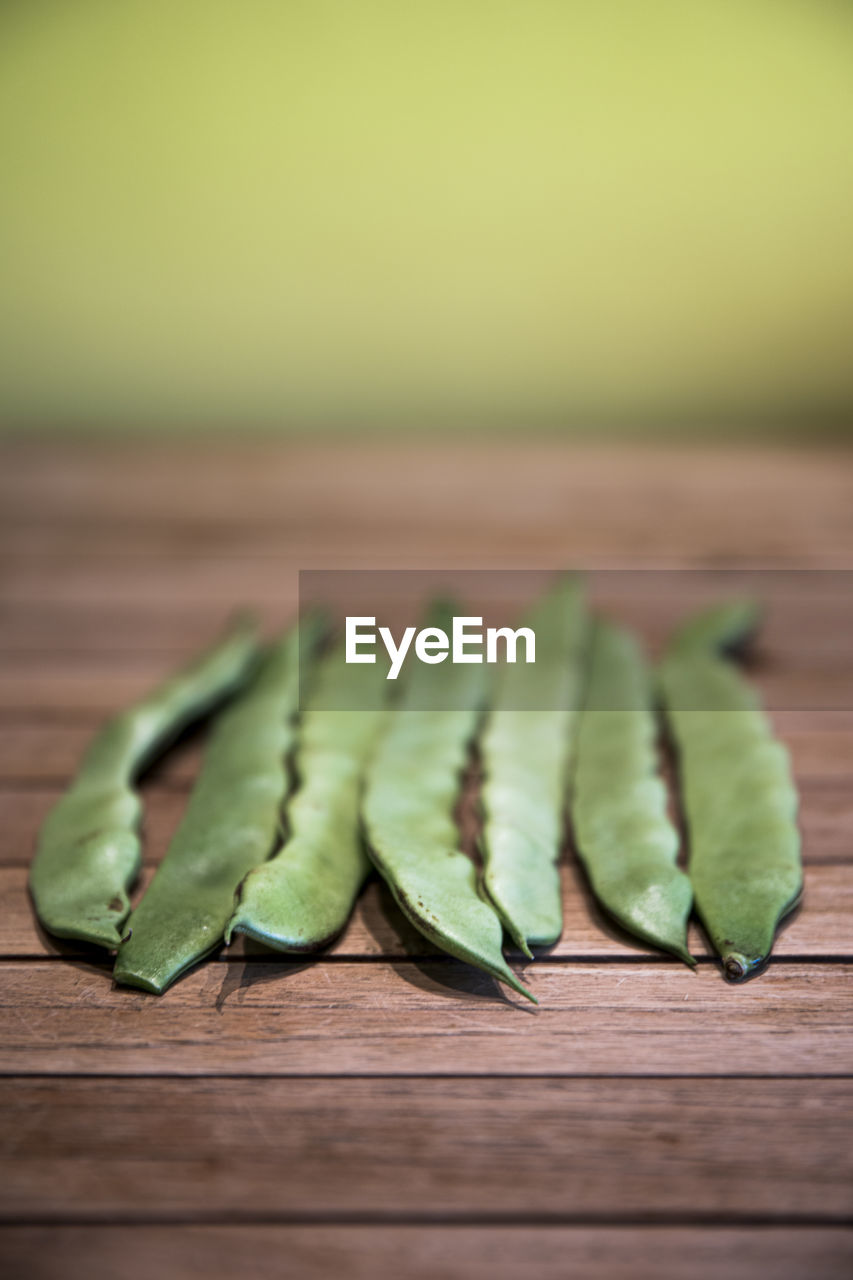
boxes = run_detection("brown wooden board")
[2,441,852,1278]
[1,1079,851,1221]
[1,1226,851,1280]
[0,961,850,1077]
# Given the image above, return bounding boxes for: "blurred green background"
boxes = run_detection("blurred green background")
[1,0,852,435]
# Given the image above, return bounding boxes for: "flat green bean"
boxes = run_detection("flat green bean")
[572,621,694,966]
[29,618,260,949]
[660,602,802,981]
[480,577,588,955]
[363,602,535,1002]
[225,643,388,952]
[114,618,323,993]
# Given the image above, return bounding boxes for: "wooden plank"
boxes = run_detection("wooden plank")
[1,1225,851,1280]
[2,719,850,786]
[777,730,853,778]
[1,1078,851,1222]
[5,441,846,517]
[2,660,852,724]
[0,526,836,568]
[0,609,278,657]
[2,587,853,646]
[0,666,174,720]
[797,782,853,863]
[4,560,851,611]
[0,725,204,785]
[2,445,851,568]
[1,594,851,683]
[1,441,850,1261]
[2,863,850,962]
[0,961,849,1076]
[1,771,850,871]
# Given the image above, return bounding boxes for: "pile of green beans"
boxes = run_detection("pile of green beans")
[31,584,804,997]
[480,577,588,955]
[29,617,261,948]
[225,643,389,954]
[660,603,802,981]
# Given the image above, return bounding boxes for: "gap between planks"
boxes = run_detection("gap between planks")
[1,1213,850,1229]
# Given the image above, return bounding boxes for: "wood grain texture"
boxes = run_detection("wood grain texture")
[1,960,850,1076]
[1,1079,851,1222]
[0,724,203,785]
[2,1226,852,1280]
[2,440,852,1278]
[1,595,852,665]
[2,442,852,565]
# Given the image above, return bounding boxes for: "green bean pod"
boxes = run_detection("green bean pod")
[225,644,388,952]
[363,602,535,1002]
[660,602,802,981]
[479,578,588,955]
[114,618,324,993]
[572,622,695,966]
[29,618,260,949]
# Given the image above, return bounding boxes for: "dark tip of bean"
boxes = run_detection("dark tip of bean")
[724,955,747,981]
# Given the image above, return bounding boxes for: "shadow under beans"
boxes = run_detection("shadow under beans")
[565,845,673,959]
[29,914,110,962]
[359,876,537,1004]
[359,874,437,958]
[386,956,538,1010]
[137,714,210,788]
[214,956,318,1009]
[49,953,116,984]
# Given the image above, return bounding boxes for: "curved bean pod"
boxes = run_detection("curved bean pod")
[114,618,324,993]
[225,644,388,952]
[480,577,588,955]
[660,602,802,981]
[572,622,694,966]
[363,602,535,1002]
[29,617,260,948]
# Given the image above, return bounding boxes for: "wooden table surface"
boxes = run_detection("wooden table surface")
[1,439,852,1279]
